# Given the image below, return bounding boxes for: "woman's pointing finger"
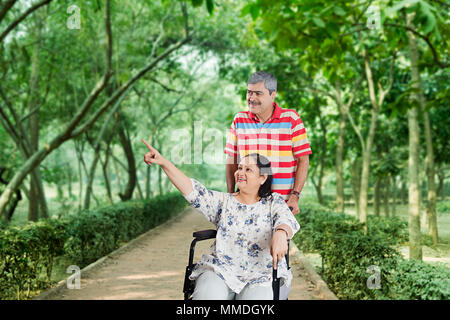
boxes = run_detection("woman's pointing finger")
[142,139,154,151]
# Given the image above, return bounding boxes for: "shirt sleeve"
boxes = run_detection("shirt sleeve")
[271,193,300,238]
[291,112,312,158]
[183,178,225,226]
[224,116,238,157]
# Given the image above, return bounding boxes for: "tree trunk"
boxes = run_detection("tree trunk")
[333,77,362,213]
[117,123,136,201]
[146,166,151,199]
[113,157,123,195]
[358,47,393,233]
[28,24,41,222]
[374,177,381,217]
[335,83,346,213]
[84,150,100,210]
[101,159,113,204]
[78,148,83,211]
[422,111,438,245]
[391,175,397,216]
[406,13,423,261]
[74,142,84,211]
[436,166,444,199]
[67,162,73,198]
[101,146,113,204]
[401,178,408,204]
[383,175,390,217]
[28,177,39,221]
[406,11,432,253]
[351,157,361,219]
[100,112,119,205]
[313,181,324,205]
[158,166,163,195]
[407,105,423,260]
[359,144,374,232]
[316,97,327,205]
[310,175,323,205]
[135,174,144,200]
[76,139,100,206]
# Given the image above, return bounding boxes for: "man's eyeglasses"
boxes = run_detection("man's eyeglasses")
[247,89,264,97]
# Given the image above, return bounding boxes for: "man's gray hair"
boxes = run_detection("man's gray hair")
[248,71,277,95]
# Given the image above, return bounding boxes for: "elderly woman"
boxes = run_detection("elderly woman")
[142,139,299,300]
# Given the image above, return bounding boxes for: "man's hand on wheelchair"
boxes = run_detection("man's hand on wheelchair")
[270,229,288,270]
[286,196,300,215]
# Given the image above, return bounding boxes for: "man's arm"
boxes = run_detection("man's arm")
[226,154,238,193]
[286,155,309,214]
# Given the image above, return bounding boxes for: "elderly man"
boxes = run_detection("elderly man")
[224,71,312,215]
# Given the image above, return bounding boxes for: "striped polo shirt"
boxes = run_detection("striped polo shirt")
[224,102,312,200]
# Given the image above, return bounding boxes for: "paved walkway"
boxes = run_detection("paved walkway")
[36,208,337,300]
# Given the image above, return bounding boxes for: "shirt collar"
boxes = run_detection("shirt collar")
[250,102,281,122]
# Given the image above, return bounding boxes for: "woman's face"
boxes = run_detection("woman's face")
[234,156,268,195]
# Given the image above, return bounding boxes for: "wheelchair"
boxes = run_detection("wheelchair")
[183,229,291,300]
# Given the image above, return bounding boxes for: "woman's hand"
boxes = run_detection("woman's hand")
[270,229,288,270]
[142,139,167,167]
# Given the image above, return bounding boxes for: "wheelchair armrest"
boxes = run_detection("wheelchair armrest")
[193,229,217,241]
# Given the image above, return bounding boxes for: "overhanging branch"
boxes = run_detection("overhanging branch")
[384,22,449,69]
[0,0,52,43]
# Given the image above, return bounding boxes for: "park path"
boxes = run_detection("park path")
[36,208,336,300]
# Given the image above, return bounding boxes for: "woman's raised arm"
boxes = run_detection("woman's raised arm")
[142,139,192,196]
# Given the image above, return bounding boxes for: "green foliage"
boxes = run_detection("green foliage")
[189,0,215,14]
[320,232,401,300]
[0,219,68,299]
[436,201,450,215]
[293,200,449,300]
[0,193,187,300]
[367,215,409,245]
[390,259,450,300]
[294,200,359,252]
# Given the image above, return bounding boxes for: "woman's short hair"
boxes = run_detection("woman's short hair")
[244,153,273,199]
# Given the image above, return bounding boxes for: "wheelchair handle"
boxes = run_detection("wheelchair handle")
[193,229,217,241]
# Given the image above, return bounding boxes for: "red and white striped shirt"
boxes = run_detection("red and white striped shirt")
[224,102,312,200]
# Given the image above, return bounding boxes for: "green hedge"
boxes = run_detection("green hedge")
[436,200,450,215]
[390,259,450,299]
[0,192,187,300]
[0,219,67,299]
[293,200,450,300]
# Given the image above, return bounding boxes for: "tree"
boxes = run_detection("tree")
[383,0,448,255]
[0,0,191,221]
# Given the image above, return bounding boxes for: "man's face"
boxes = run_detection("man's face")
[247,81,276,116]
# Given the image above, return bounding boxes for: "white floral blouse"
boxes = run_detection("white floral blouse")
[184,178,300,294]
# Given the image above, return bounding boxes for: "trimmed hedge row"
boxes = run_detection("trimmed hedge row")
[0,219,67,300]
[0,192,187,300]
[293,199,450,300]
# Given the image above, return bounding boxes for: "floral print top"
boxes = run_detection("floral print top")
[184,178,300,294]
